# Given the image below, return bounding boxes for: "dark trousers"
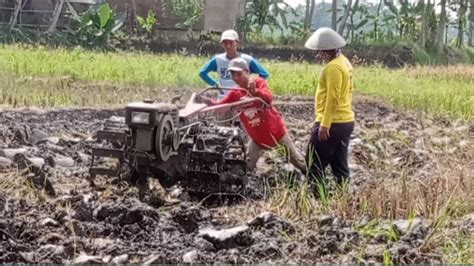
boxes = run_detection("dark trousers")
[306,122,354,185]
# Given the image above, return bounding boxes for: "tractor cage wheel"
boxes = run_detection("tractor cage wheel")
[155,114,176,162]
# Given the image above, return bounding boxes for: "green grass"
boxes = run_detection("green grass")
[0,45,472,119]
[443,230,474,264]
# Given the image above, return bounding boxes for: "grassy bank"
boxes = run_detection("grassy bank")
[0,45,472,119]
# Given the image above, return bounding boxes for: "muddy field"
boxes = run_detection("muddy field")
[0,96,472,263]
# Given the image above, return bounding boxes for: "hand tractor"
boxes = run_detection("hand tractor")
[89,87,267,196]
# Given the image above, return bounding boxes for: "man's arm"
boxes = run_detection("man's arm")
[199,57,218,86]
[252,79,273,104]
[209,90,240,105]
[249,58,270,80]
[321,65,343,128]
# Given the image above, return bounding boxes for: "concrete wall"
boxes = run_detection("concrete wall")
[0,0,56,26]
[203,0,245,32]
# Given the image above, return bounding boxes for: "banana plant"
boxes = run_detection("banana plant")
[162,0,203,42]
[243,0,296,36]
[287,21,311,41]
[69,3,126,49]
[384,0,424,40]
[163,0,204,30]
[347,4,371,43]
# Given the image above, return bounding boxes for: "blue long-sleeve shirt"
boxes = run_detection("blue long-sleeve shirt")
[199,53,270,88]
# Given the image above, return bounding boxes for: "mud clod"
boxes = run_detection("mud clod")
[247,211,295,234]
[317,215,335,227]
[28,129,49,145]
[171,204,204,233]
[0,157,12,168]
[72,253,103,264]
[182,250,199,263]
[199,226,253,250]
[26,174,56,197]
[93,198,159,225]
[111,254,129,264]
[0,148,29,159]
[394,218,427,240]
[46,155,75,168]
[40,218,59,227]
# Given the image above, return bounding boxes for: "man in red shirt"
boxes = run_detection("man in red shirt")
[201,58,306,173]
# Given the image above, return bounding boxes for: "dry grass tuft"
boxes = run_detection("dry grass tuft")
[405,64,474,81]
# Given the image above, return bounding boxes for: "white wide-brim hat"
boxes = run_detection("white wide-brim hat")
[305,27,347,50]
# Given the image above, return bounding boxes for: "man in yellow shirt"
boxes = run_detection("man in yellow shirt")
[304,27,355,188]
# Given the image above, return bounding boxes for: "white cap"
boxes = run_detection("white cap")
[228,58,249,72]
[305,27,347,50]
[220,29,239,42]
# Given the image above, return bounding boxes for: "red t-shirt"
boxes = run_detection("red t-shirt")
[215,78,287,149]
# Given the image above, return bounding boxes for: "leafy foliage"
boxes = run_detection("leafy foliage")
[69,3,126,49]
[242,0,296,36]
[163,0,204,30]
[136,10,157,34]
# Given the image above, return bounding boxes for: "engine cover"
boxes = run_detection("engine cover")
[125,101,178,127]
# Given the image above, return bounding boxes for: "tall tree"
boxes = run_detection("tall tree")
[305,0,311,29]
[338,0,353,35]
[331,0,337,30]
[469,0,474,46]
[421,0,428,48]
[425,0,439,47]
[304,0,316,30]
[456,0,467,48]
[437,0,448,54]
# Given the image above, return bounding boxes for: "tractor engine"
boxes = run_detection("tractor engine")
[125,101,180,160]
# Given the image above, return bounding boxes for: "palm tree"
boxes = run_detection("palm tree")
[304,0,316,30]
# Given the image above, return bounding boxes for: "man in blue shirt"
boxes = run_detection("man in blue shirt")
[199,29,270,96]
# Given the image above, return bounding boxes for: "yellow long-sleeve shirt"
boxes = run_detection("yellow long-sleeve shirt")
[315,54,355,128]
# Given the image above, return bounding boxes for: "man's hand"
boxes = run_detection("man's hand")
[248,81,256,95]
[248,78,256,95]
[318,126,330,141]
[214,83,225,95]
[197,94,213,105]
